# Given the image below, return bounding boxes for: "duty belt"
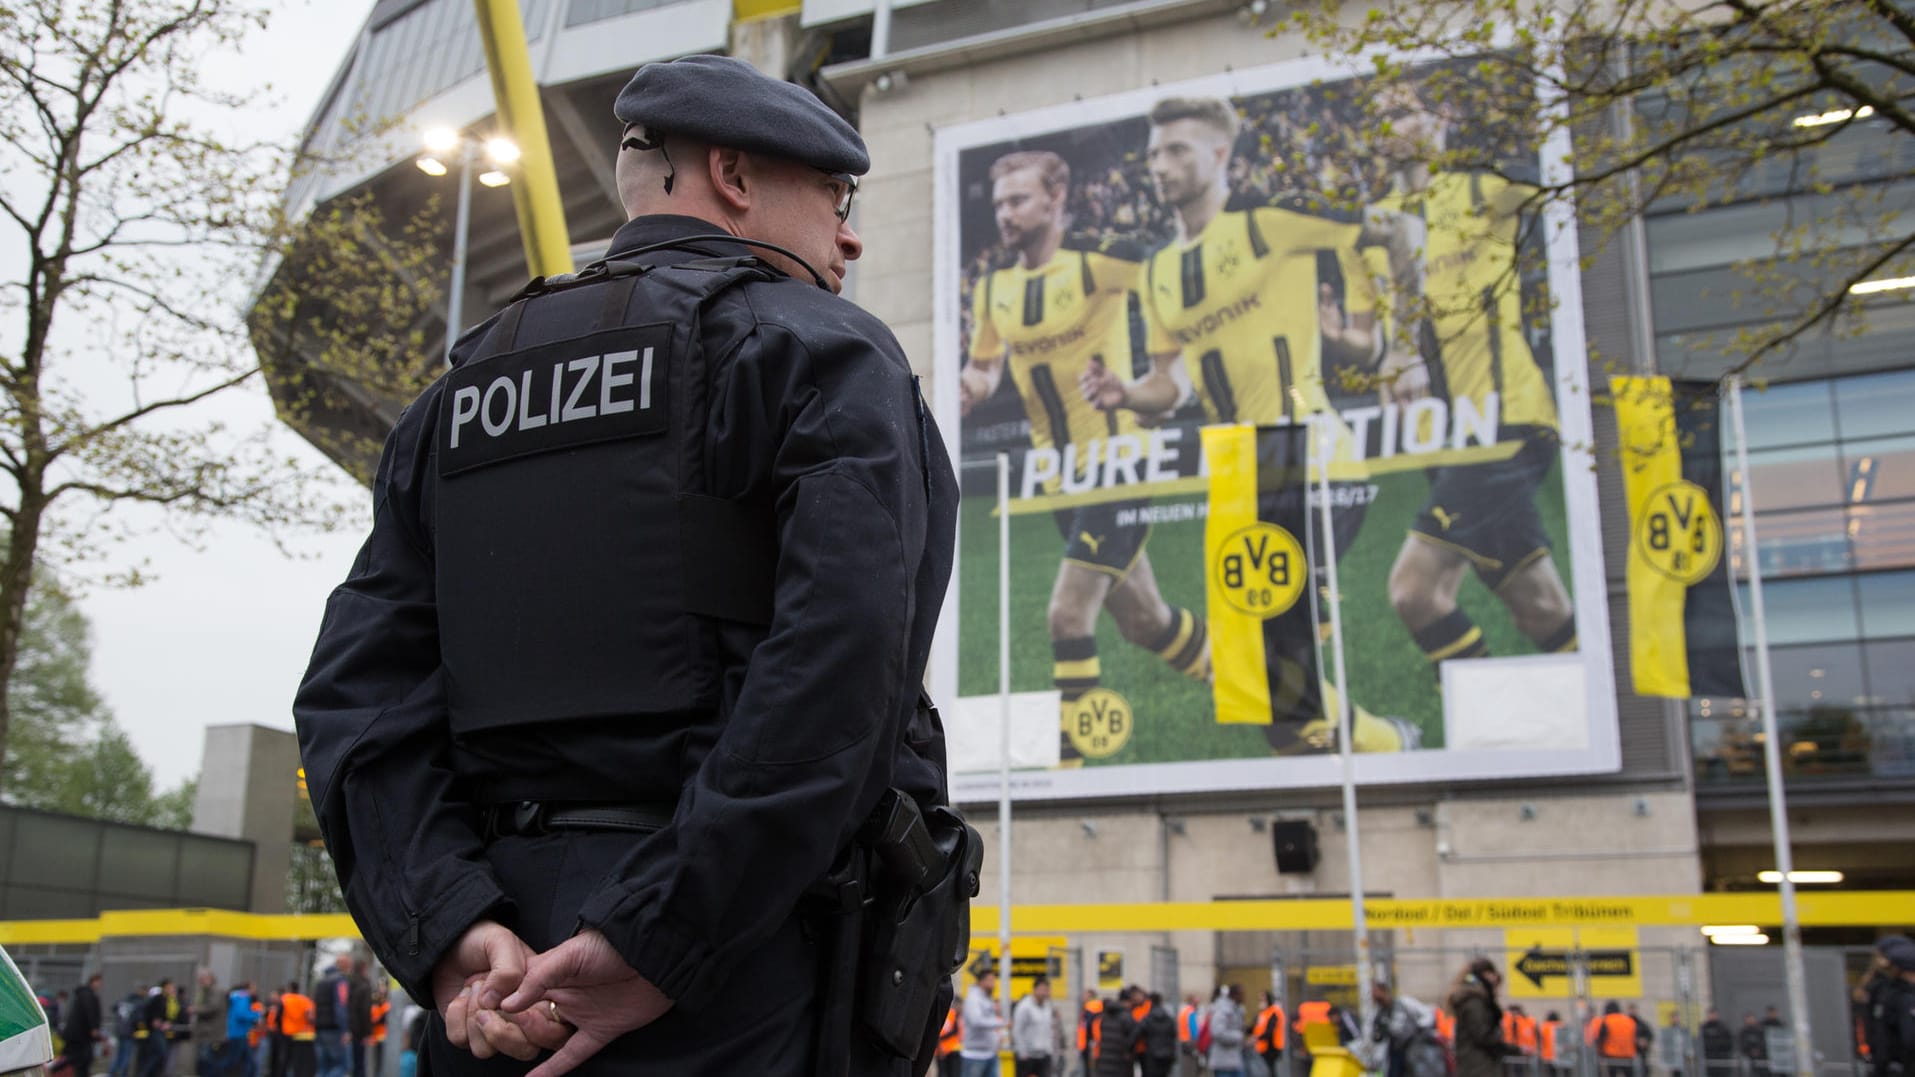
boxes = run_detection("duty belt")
[481,801,675,839]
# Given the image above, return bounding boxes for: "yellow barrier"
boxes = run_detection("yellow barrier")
[2,892,1908,946]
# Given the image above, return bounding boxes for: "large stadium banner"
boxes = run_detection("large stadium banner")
[930,55,1617,801]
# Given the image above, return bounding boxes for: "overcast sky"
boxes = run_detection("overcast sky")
[77,0,380,790]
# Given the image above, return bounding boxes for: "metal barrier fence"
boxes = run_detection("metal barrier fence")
[1053,936,1881,1077]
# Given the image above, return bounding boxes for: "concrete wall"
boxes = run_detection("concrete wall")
[972,792,1702,1001]
[192,725,301,914]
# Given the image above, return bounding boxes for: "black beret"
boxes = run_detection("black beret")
[614,54,869,176]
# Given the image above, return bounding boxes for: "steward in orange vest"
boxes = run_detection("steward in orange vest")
[1253,992,1287,1065]
[1437,1009,1456,1046]
[1541,1012,1567,1073]
[1588,1003,1639,1077]
[937,1000,962,1077]
[279,985,317,1077]
[1079,994,1105,1068]
[1298,999,1332,1054]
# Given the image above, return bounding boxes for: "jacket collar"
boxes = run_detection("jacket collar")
[606,214,753,260]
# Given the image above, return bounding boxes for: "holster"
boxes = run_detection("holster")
[856,794,983,1066]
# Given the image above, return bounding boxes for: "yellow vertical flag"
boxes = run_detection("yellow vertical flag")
[1612,376,1742,698]
[1202,424,1322,725]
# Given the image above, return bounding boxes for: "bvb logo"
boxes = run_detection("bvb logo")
[1635,480,1723,585]
[1214,523,1308,619]
[1065,687,1132,759]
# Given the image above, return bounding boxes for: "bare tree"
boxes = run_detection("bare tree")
[0,0,390,782]
[1278,0,1912,379]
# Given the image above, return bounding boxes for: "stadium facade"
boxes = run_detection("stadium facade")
[263,0,1914,1053]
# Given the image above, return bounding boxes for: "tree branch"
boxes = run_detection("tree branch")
[47,366,259,462]
[1728,230,1915,378]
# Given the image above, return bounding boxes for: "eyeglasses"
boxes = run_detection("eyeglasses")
[818,169,858,222]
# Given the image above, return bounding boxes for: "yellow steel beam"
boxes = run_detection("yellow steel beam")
[2,893,1910,946]
[471,0,574,278]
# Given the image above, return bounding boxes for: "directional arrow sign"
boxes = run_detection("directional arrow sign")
[1505,928,1641,998]
[1514,948,1634,990]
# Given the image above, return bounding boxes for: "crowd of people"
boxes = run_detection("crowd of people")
[929,939,1915,1077]
[47,955,405,1077]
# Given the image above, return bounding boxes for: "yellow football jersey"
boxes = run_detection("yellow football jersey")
[1373,171,1558,432]
[969,245,1144,486]
[1141,203,1376,427]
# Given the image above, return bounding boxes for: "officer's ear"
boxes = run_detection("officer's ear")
[711,147,751,211]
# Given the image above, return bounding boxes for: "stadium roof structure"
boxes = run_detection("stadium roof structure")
[252,0,881,478]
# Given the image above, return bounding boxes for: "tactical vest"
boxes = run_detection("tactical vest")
[433,253,780,734]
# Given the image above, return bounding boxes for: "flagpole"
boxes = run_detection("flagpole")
[1313,421,1375,1043]
[997,451,1014,1013]
[1726,376,1813,1077]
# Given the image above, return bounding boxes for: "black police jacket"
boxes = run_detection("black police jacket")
[293,214,958,1014]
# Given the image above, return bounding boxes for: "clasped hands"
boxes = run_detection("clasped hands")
[432,920,674,1077]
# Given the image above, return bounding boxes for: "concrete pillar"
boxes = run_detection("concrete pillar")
[191,724,300,914]
[730,12,800,79]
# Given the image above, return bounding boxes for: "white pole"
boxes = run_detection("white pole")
[871,0,894,59]
[445,139,476,361]
[1313,422,1375,1043]
[997,452,1014,1018]
[1727,376,1814,1077]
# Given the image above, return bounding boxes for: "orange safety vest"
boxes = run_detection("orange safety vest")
[1178,1004,1195,1044]
[370,1001,390,1045]
[1253,1005,1287,1052]
[938,1005,962,1057]
[1298,1001,1331,1031]
[1133,1003,1151,1055]
[280,994,316,1041]
[1590,1013,1636,1058]
[1436,1010,1456,1045]
[1517,1015,1540,1052]
[1079,1000,1104,1052]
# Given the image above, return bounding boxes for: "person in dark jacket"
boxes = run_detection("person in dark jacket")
[1094,993,1141,1077]
[1738,1014,1769,1077]
[293,53,957,1077]
[1448,959,1518,1077]
[138,982,175,1077]
[1862,936,1915,1077]
[59,974,105,1077]
[1699,1009,1734,1077]
[1138,993,1179,1077]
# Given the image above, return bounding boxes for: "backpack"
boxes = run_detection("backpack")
[114,998,138,1039]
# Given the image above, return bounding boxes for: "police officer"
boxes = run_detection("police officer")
[294,54,959,1077]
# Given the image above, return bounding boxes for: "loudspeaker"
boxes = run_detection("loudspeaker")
[1272,820,1319,874]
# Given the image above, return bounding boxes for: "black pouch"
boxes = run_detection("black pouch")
[857,805,983,1059]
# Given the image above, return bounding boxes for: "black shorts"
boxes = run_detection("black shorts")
[1053,499,1150,577]
[1410,427,1558,590]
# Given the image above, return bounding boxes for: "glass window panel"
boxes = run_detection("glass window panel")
[1738,443,1844,510]
[1847,436,1915,503]
[1735,381,1836,450]
[1738,575,1859,643]
[1859,570,1915,637]
[1657,302,1915,384]
[1693,712,1764,782]
[1865,706,1915,778]
[1864,640,1915,708]
[1835,369,1915,440]
[1849,501,1915,571]
[175,840,252,910]
[1765,642,1867,710]
[1748,508,1852,577]
[11,815,98,889]
[1778,705,1873,776]
[99,828,179,903]
[3,885,95,920]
